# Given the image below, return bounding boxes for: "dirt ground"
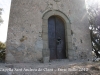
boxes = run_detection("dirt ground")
[0,60,100,75]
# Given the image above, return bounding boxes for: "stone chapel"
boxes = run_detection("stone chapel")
[6,0,92,63]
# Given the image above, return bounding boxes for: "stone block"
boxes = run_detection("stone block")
[67,36,72,43]
[42,19,48,26]
[43,56,50,63]
[42,48,50,57]
[42,34,48,41]
[43,41,49,50]
[68,42,72,50]
[42,25,48,34]
[67,29,71,36]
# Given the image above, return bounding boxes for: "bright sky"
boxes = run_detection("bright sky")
[0,0,11,43]
[85,0,100,8]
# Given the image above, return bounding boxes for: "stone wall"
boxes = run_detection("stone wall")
[6,0,92,63]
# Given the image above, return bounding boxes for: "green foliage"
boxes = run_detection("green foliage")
[0,8,5,62]
[0,41,6,49]
[0,41,6,62]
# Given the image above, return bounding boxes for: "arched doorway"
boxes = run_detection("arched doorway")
[48,16,66,59]
[42,10,72,63]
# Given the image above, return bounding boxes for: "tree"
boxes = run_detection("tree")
[0,8,5,62]
[0,8,3,25]
[86,0,100,61]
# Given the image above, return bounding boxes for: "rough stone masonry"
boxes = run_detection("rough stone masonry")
[6,0,93,63]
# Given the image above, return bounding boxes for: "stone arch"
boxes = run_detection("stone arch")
[42,10,72,63]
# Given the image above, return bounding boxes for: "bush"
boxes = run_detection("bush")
[0,41,6,62]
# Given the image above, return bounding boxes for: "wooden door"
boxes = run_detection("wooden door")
[48,16,66,60]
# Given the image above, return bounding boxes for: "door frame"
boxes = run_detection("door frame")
[42,10,72,63]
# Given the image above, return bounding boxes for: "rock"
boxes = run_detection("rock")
[5,64,14,68]
[0,72,9,75]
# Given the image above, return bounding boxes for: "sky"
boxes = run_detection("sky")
[0,0,11,43]
[85,0,100,8]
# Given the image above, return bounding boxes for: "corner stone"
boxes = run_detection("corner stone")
[43,57,50,63]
